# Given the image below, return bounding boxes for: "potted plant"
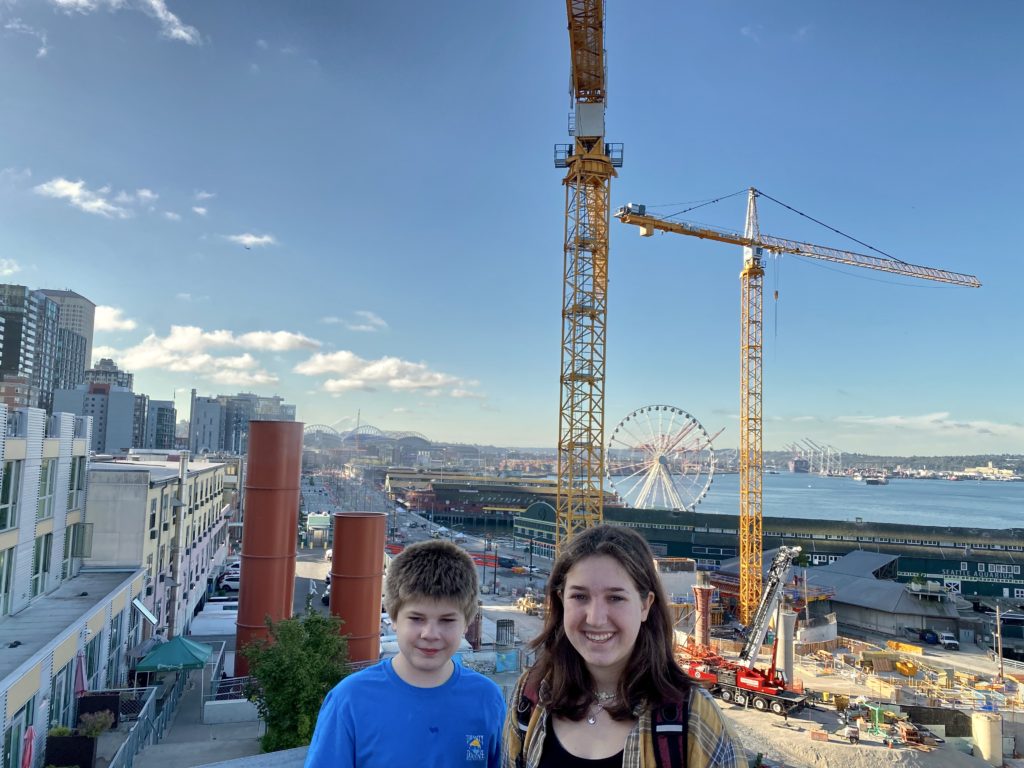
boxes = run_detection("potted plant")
[45,709,115,768]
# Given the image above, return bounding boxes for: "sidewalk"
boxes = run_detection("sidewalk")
[134,669,263,768]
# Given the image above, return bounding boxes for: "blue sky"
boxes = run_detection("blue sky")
[0,1,1020,454]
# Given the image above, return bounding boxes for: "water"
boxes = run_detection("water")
[683,472,1024,531]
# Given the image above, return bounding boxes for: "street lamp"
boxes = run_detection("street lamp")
[528,540,534,584]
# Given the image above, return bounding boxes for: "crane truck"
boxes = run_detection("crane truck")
[682,546,807,715]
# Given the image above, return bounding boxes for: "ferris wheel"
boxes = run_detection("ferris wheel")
[607,405,718,511]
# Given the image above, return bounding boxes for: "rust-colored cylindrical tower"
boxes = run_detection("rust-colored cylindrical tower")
[692,573,715,649]
[330,511,387,663]
[234,420,303,676]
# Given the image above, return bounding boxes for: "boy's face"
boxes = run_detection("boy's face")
[392,597,468,685]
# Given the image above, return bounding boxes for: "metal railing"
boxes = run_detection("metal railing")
[98,686,158,768]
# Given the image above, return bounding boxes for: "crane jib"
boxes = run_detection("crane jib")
[615,211,981,288]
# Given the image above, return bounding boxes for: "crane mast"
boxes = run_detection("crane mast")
[739,190,765,622]
[616,189,980,621]
[554,0,622,550]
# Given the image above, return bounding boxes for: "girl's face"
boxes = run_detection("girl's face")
[561,554,654,684]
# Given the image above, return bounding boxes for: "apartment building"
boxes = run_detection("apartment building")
[0,406,147,768]
[87,453,232,639]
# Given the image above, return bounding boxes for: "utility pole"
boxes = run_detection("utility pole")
[492,545,498,595]
[995,602,1005,682]
[528,540,534,585]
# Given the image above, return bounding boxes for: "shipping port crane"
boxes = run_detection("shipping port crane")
[617,189,980,621]
[553,0,623,551]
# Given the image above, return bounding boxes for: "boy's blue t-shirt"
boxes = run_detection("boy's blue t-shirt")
[305,657,506,768]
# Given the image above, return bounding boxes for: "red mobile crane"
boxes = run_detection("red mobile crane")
[682,546,806,715]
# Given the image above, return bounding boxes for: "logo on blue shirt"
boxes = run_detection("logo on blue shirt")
[465,735,486,761]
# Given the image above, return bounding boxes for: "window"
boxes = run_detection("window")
[2,697,34,768]
[67,456,85,510]
[62,524,79,580]
[960,562,968,571]
[0,547,13,616]
[49,661,74,728]
[85,633,102,688]
[30,533,53,597]
[106,610,124,688]
[37,458,57,520]
[0,461,21,531]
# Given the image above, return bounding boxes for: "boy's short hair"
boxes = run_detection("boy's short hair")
[384,539,479,623]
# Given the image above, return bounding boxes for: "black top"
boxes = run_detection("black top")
[538,716,624,768]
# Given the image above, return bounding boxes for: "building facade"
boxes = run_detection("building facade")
[0,406,149,768]
[86,453,232,638]
[188,390,295,455]
[53,327,88,392]
[53,384,135,455]
[83,358,133,391]
[144,400,176,450]
[38,289,96,371]
[0,286,60,412]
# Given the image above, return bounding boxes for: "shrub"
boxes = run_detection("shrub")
[78,709,115,738]
[47,726,73,737]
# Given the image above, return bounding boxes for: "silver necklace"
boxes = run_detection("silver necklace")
[586,691,616,725]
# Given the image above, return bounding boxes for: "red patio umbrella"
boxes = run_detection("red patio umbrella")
[20,724,35,768]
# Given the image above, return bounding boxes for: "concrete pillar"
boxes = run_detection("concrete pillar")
[779,609,797,685]
[330,511,387,663]
[234,420,303,676]
[692,572,715,648]
[971,711,1002,766]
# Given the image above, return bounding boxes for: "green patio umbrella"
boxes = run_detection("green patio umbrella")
[135,636,213,672]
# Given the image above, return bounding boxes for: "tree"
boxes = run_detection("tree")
[243,598,349,752]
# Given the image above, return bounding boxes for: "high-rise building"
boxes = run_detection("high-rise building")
[144,399,176,449]
[84,358,133,391]
[133,393,148,449]
[53,383,135,454]
[53,327,88,391]
[38,289,96,368]
[188,390,296,454]
[0,285,60,411]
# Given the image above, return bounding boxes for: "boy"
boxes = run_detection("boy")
[305,539,505,767]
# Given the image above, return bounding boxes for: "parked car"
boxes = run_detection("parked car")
[918,629,939,645]
[220,575,241,592]
[937,631,960,650]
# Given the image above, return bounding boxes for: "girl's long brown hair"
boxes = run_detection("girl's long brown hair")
[527,525,690,721]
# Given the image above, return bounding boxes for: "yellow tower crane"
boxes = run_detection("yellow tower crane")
[617,189,980,621]
[553,0,623,551]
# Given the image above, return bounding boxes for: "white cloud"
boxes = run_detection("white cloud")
[136,188,158,203]
[450,388,485,400]
[320,316,342,325]
[162,210,181,221]
[226,233,277,248]
[4,18,49,57]
[791,415,816,423]
[208,368,279,387]
[344,310,388,332]
[49,0,200,44]
[740,24,762,44]
[256,38,268,50]
[139,0,200,44]
[91,324,319,385]
[294,350,481,399]
[0,259,21,276]
[0,167,32,186]
[194,190,215,200]
[192,206,207,216]
[835,412,1024,440]
[175,292,208,302]
[33,177,131,219]
[95,305,137,331]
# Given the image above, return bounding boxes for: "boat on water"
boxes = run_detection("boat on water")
[853,471,888,485]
